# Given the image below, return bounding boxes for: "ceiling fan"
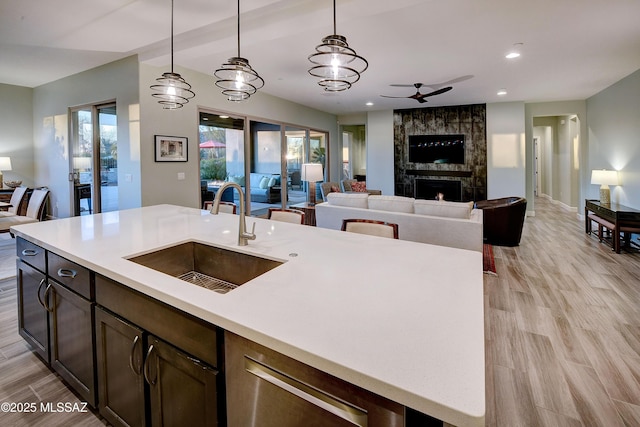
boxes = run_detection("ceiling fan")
[381,83,452,104]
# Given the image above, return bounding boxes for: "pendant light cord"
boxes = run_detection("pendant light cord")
[237,0,241,58]
[170,0,174,73]
[333,0,336,35]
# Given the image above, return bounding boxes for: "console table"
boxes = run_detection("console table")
[585,199,640,253]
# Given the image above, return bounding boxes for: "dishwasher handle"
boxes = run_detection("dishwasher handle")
[245,356,368,427]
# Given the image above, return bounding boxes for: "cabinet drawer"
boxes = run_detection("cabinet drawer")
[48,252,93,300]
[17,237,46,272]
[95,275,219,367]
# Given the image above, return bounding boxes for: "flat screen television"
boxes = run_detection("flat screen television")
[408,134,465,164]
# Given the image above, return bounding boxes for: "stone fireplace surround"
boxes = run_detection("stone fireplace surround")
[393,104,487,202]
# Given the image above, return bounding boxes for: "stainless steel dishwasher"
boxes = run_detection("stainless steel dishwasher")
[224,331,405,427]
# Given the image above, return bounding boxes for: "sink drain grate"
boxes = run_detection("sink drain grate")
[177,271,238,294]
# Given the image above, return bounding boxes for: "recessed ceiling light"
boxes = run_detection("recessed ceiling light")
[497,89,507,96]
[219,115,229,119]
[366,102,374,106]
[505,42,523,59]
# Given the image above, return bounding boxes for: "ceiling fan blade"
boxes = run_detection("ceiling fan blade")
[389,84,418,88]
[420,86,453,98]
[417,98,428,104]
[421,75,474,90]
[380,94,411,99]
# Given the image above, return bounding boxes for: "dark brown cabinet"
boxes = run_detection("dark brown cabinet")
[48,279,96,407]
[95,275,221,427]
[146,335,218,427]
[95,307,146,427]
[17,259,49,363]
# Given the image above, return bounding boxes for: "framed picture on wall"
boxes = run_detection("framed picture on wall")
[154,135,188,162]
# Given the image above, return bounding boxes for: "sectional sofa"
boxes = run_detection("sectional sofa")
[315,193,483,252]
[227,173,281,204]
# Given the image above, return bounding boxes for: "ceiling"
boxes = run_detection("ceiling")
[2,0,640,115]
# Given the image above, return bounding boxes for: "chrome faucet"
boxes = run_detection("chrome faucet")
[210,182,256,246]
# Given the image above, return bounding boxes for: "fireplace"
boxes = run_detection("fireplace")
[415,179,462,201]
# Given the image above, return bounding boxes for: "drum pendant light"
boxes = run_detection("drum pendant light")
[308,0,368,92]
[150,0,196,109]
[214,0,264,101]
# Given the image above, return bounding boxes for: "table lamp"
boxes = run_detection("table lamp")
[591,169,619,204]
[0,157,12,189]
[301,163,324,205]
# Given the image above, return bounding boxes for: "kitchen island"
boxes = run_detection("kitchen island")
[12,204,484,426]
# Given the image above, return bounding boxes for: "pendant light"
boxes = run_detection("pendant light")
[308,0,368,92]
[214,0,264,101]
[150,0,195,109]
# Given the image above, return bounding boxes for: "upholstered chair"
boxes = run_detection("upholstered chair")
[341,219,399,239]
[267,208,305,224]
[0,186,29,217]
[319,181,341,202]
[475,197,527,246]
[0,188,50,236]
[204,201,237,214]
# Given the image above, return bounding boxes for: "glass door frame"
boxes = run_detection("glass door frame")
[198,108,330,215]
[69,100,117,216]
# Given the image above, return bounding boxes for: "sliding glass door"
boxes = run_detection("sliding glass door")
[198,109,329,215]
[70,103,118,215]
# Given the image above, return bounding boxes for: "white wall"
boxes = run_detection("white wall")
[366,110,394,195]
[587,68,640,208]
[486,102,526,199]
[0,84,34,187]
[32,56,141,218]
[139,63,338,208]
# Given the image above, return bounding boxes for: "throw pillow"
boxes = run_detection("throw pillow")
[414,200,474,219]
[267,176,277,187]
[330,185,341,193]
[351,181,367,192]
[327,192,369,209]
[369,195,415,213]
[259,176,269,189]
[228,175,245,187]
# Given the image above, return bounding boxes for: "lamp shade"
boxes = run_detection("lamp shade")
[301,163,323,182]
[591,169,619,186]
[0,157,12,171]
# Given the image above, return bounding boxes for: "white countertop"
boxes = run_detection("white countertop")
[12,205,485,426]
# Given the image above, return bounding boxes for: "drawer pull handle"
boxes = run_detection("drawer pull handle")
[143,345,157,386]
[57,268,77,279]
[21,249,38,257]
[245,356,368,427]
[129,335,142,375]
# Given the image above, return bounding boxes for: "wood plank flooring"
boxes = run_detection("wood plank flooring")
[485,197,640,426]
[0,197,638,426]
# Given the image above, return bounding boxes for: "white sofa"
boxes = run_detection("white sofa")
[315,193,483,252]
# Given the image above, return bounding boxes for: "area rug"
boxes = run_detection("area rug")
[483,244,497,276]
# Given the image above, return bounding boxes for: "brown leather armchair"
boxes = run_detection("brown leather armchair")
[475,197,527,246]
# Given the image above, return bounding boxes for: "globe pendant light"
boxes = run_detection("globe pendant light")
[214,0,264,101]
[150,0,195,109]
[308,0,368,92]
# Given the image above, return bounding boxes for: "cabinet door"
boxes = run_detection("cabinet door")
[145,336,218,427]
[49,280,97,407]
[17,260,49,363]
[95,307,146,427]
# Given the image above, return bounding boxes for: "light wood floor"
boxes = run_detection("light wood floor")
[485,196,640,426]
[1,197,639,426]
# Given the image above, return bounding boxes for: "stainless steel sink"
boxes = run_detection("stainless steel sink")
[127,241,283,294]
